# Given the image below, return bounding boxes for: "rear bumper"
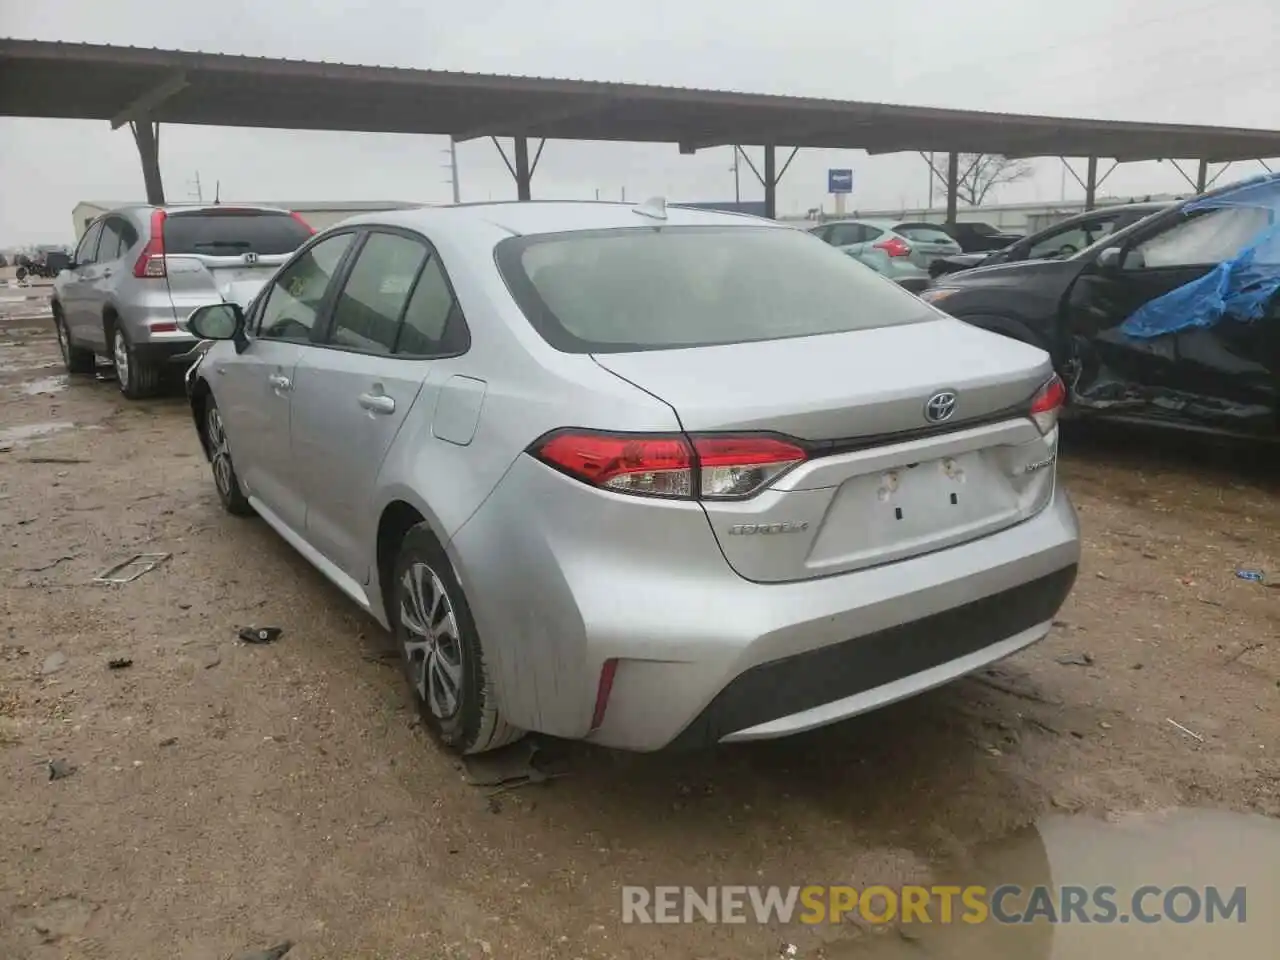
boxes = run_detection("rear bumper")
[450,455,1081,752]
[668,564,1075,749]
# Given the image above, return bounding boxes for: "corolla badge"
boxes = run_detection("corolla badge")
[924,391,958,423]
[727,521,810,536]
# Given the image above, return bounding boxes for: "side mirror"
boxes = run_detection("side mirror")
[1097,247,1124,270]
[187,302,245,343]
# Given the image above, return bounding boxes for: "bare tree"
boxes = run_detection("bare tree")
[954,154,1035,206]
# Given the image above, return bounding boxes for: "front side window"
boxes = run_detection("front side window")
[1131,206,1272,269]
[1029,216,1120,260]
[327,232,429,354]
[496,225,931,353]
[257,233,354,342]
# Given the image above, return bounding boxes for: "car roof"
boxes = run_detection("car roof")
[338,200,787,237]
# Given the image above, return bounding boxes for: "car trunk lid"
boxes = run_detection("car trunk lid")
[592,318,1060,582]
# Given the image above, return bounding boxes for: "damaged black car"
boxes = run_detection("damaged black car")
[918,174,1280,439]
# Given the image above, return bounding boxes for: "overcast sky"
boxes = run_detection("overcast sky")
[2,0,1277,245]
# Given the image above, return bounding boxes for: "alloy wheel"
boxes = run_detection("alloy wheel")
[113,330,130,392]
[399,562,464,720]
[206,406,233,499]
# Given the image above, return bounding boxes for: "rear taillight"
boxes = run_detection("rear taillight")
[532,430,807,501]
[1029,374,1067,434]
[874,235,912,258]
[290,211,315,234]
[132,209,167,278]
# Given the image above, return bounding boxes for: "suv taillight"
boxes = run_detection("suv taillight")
[531,431,808,501]
[1029,374,1067,434]
[874,235,912,258]
[132,209,168,278]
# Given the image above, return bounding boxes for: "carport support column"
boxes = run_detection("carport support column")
[1084,156,1098,211]
[763,145,777,220]
[514,136,532,201]
[131,119,165,206]
[1196,158,1209,193]
[945,151,959,225]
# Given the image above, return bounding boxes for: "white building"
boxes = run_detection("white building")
[71,200,425,239]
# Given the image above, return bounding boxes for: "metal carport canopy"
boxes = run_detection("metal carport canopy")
[5,37,1280,209]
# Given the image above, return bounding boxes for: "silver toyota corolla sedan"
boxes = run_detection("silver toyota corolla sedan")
[183,199,1080,755]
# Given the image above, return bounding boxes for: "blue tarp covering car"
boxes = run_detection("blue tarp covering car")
[1120,173,1280,339]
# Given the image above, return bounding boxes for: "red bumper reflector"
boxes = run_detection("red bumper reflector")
[590,658,619,731]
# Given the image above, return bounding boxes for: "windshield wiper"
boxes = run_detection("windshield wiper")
[193,240,252,249]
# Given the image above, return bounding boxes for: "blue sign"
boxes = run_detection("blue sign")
[828,169,853,194]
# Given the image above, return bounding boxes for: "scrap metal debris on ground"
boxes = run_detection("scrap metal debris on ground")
[107,657,133,670]
[47,759,75,781]
[461,738,570,793]
[237,626,283,645]
[92,553,172,585]
[233,942,293,960]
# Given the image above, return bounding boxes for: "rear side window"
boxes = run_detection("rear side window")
[164,210,313,256]
[328,232,428,354]
[496,225,931,354]
[896,224,955,244]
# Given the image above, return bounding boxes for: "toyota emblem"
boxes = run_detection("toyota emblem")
[924,391,958,423]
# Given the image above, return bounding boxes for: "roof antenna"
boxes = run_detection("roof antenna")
[213,181,221,205]
[633,196,667,221]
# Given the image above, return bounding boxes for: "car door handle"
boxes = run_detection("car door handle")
[267,373,292,391]
[358,392,395,415]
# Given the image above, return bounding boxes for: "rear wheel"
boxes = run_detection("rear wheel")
[391,524,522,755]
[112,324,162,399]
[53,306,95,375]
[205,398,253,516]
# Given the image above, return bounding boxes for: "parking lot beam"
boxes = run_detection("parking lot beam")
[1196,158,1208,193]
[1084,155,1098,210]
[131,119,165,205]
[514,136,532,201]
[945,151,959,225]
[763,145,777,219]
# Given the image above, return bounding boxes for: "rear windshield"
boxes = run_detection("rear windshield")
[163,210,312,256]
[495,226,932,353]
[895,223,956,244]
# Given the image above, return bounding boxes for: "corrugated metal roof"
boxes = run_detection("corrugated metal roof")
[6,39,1280,162]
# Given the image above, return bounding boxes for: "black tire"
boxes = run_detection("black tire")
[52,306,95,375]
[111,323,162,399]
[391,523,522,755]
[204,396,253,516]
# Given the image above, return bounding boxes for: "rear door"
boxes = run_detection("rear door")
[213,230,357,533]
[162,208,314,319]
[1063,203,1276,420]
[293,229,471,581]
[86,217,135,338]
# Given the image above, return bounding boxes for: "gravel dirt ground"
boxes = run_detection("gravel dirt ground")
[2,292,1277,960]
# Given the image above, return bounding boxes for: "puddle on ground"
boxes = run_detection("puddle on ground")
[833,808,1278,959]
[0,421,79,446]
[18,375,67,396]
